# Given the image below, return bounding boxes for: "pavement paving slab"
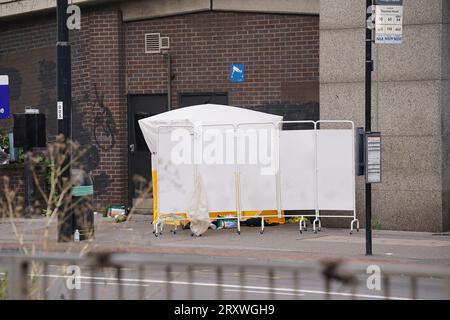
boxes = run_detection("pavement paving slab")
[1,214,450,267]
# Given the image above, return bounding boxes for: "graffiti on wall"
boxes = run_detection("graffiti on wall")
[92,84,117,152]
[0,51,118,199]
[71,84,119,195]
[72,94,109,194]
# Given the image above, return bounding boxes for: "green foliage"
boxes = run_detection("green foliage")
[373,220,382,230]
[18,148,25,163]
[286,216,309,224]
[0,129,25,163]
[0,273,7,300]
[0,130,8,152]
[36,155,57,211]
[34,155,53,189]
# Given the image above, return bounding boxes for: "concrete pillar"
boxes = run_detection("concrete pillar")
[320,0,449,231]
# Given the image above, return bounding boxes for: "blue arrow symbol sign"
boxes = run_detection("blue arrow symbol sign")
[0,75,10,119]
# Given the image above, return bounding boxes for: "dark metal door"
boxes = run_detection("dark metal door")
[128,95,167,208]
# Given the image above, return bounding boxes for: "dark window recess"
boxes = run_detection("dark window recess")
[251,102,320,130]
[179,92,228,107]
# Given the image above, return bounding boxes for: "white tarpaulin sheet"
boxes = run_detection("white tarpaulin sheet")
[238,124,278,212]
[198,125,237,212]
[279,130,316,210]
[279,129,354,211]
[157,127,195,214]
[187,173,210,236]
[139,105,355,231]
[157,125,238,213]
[139,104,282,217]
[317,129,354,211]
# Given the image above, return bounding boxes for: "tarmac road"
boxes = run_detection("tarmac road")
[1,216,450,300]
[33,260,446,300]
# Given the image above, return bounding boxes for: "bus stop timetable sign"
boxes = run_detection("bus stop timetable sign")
[0,75,9,119]
[365,132,382,184]
[374,0,403,44]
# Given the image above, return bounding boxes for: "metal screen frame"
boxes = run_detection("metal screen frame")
[153,120,359,236]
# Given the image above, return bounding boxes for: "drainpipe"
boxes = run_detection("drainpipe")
[164,52,172,111]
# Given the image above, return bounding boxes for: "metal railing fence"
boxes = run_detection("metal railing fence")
[1,252,449,300]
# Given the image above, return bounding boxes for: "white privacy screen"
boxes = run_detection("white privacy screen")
[197,126,237,212]
[317,129,354,211]
[157,127,195,214]
[238,125,278,212]
[279,130,316,210]
[157,126,354,214]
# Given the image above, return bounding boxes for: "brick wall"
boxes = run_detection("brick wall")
[0,166,25,207]
[0,14,58,213]
[70,7,128,209]
[125,11,319,110]
[0,14,57,135]
[0,164,48,217]
[0,8,128,210]
[1,8,320,211]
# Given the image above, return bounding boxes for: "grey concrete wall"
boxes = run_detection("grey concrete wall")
[212,0,319,15]
[121,0,211,22]
[0,0,120,18]
[122,0,319,22]
[442,0,450,231]
[2,0,320,21]
[320,0,448,231]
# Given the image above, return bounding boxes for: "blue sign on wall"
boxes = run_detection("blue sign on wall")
[230,64,244,83]
[0,76,9,120]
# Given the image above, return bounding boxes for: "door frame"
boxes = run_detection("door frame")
[178,92,229,107]
[127,94,168,208]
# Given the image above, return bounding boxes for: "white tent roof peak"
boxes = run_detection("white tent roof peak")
[144,104,282,125]
[138,104,283,153]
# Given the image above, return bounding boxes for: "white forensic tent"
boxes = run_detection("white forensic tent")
[138,104,283,235]
[139,104,358,236]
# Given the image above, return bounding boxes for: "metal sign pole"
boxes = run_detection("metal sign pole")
[365,0,374,256]
[57,0,74,242]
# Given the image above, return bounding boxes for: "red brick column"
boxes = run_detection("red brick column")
[71,8,127,210]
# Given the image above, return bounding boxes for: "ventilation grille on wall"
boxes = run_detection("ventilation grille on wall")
[160,36,170,50]
[145,33,170,53]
